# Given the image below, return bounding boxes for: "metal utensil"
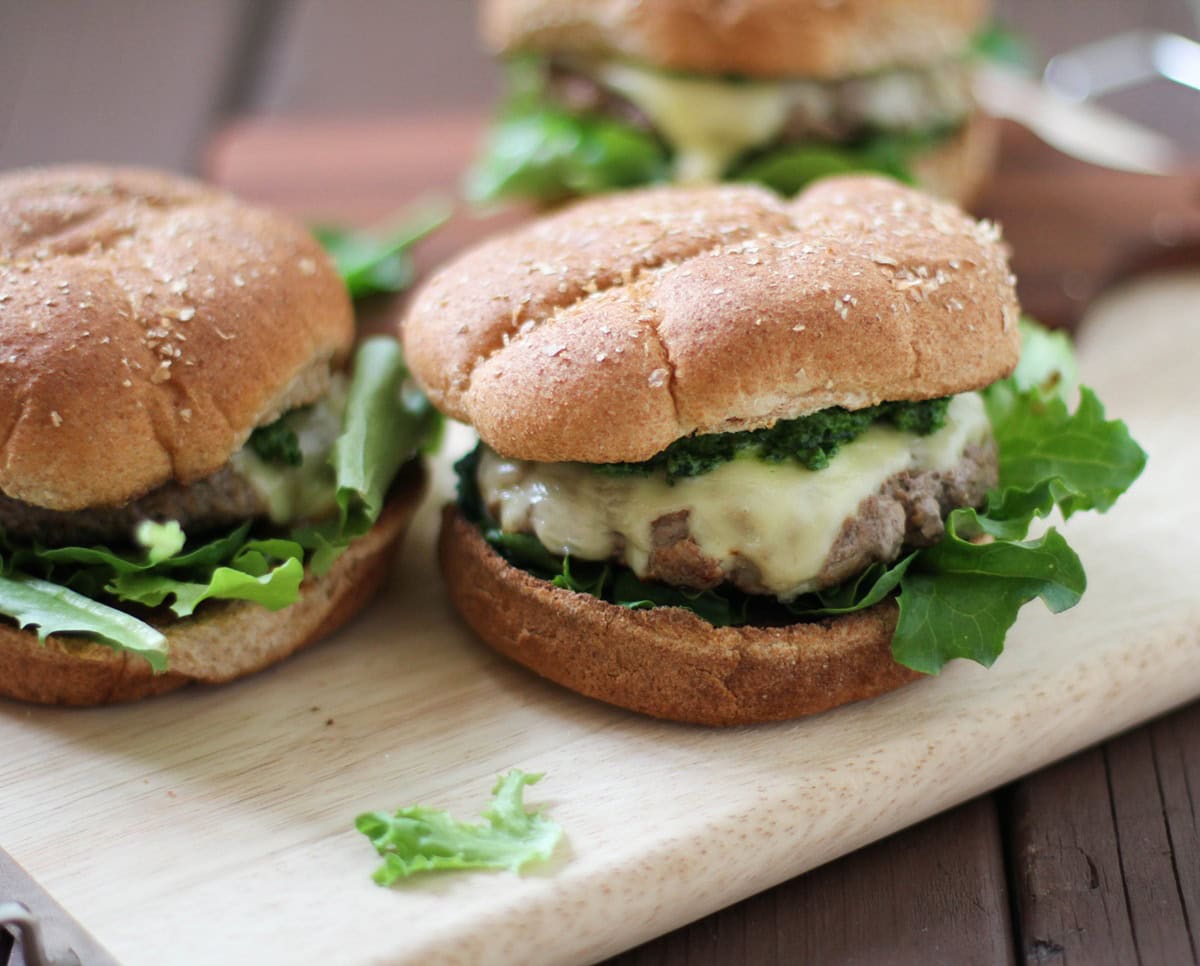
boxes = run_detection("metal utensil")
[974,63,1182,175]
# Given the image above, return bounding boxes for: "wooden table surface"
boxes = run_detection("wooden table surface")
[4,3,1200,964]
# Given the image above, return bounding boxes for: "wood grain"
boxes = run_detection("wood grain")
[1008,705,1200,964]
[614,798,1013,965]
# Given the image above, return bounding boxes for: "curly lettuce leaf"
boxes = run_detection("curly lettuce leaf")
[1011,316,1076,399]
[355,771,561,884]
[467,105,669,203]
[313,200,449,299]
[0,574,167,671]
[893,522,1086,673]
[294,336,441,574]
[332,337,435,529]
[109,554,305,619]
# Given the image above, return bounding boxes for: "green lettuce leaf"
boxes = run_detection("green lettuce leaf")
[467,104,669,203]
[972,21,1036,70]
[892,521,1086,673]
[0,574,167,671]
[1011,317,1076,399]
[108,555,305,618]
[355,771,562,884]
[313,200,449,299]
[332,336,436,531]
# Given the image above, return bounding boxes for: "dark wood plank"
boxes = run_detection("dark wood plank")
[1150,704,1200,952]
[1106,726,1196,961]
[0,0,252,172]
[611,798,1013,965]
[1006,705,1200,965]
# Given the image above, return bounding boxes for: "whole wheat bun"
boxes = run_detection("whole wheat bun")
[403,176,1019,465]
[483,0,989,79]
[440,507,921,725]
[0,165,353,511]
[0,463,425,707]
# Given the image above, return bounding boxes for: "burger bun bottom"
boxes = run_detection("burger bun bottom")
[439,506,923,726]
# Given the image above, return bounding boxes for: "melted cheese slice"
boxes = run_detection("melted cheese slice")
[478,393,990,599]
[597,63,791,183]
[231,379,345,524]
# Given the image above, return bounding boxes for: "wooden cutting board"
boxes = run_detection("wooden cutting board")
[3,121,1200,966]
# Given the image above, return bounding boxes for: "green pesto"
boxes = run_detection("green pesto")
[595,397,952,484]
[249,417,304,467]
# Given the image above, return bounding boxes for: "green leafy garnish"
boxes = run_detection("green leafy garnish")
[249,418,303,467]
[0,338,438,669]
[599,397,951,483]
[461,320,1146,674]
[1010,316,1077,400]
[295,337,441,574]
[356,771,562,883]
[972,21,1036,71]
[314,200,449,299]
[467,58,670,203]
[0,574,168,671]
[467,104,669,203]
[729,128,952,196]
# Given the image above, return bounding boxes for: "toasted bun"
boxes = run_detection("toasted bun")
[403,176,1019,464]
[0,463,425,707]
[439,507,921,725]
[913,110,999,207]
[482,0,989,79]
[0,165,354,511]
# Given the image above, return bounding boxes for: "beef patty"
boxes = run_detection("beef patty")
[0,465,266,547]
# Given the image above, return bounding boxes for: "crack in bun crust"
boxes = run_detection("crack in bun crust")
[482,0,990,79]
[403,176,1020,464]
[0,165,354,511]
[439,506,924,726]
[0,463,426,707]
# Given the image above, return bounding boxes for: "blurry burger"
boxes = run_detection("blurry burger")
[0,166,434,705]
[470,0,998,204]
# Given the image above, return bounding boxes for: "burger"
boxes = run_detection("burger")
[0,166,435,706]
[469,0,998,204]
[403,176,1144,725]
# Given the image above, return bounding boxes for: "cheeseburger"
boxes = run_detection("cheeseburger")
[470,0,998,204]
[0,166,433,706]
[403,176,1017,723]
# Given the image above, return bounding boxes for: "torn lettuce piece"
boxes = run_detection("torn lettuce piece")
[313,200,449,299]
[729,127,953,196]
[0,574,168,671]
[356,771,562,884]
[467,103,669,203]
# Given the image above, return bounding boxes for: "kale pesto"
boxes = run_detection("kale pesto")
[249,417,303,467]
[595,397,952,483]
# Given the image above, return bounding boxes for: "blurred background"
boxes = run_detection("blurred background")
[1,0,1197,174]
